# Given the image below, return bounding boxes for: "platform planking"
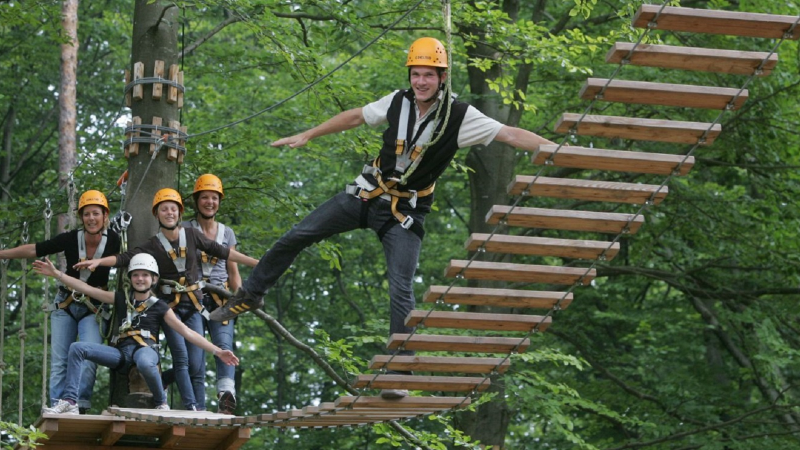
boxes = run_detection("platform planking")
[353,374,492,392]
[388,333,530,353]
[486,205,645,234]
[580,78,748,110]
[508,175,668,205]
[555,113,721,145]
[606,42,778,76]
[423,285,573,309]
[633,5,800,40]
[405,310,553,332]
[465,233,619,260]
[445,259,595,285]
[532,145,695,176]
[369,355,512,374]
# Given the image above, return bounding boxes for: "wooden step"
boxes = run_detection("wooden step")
[335,396,472,409]
[532,145,695,176]
[508,175,667,205]
[486,205,645,234]
[352,374,491,393]
[388,334,530,353]
[606,42,778,76]
[555,113,721,145]
[405,310,553,332]
[423,286,573,309]
[465,233,619,260]
[633,5,800,40]
[580,78,748,110]
[445,260,595,285]
[369,355,511,374]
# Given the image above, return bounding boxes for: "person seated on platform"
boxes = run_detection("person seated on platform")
[34,253,239,415]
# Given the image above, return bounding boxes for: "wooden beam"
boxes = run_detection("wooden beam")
[633,5,800,40]
[352,374,491,392]
[423,286,573,309]
[532,145,695,176]
[606,42,777,76]
[405,310,552,332]
[159,425,186,448]
[100,421,126,446]
[486,205,645,234]
[216,427,251,450]
[445,259,595,285]
[465,233,619,260]
[580,78,748,110]
[555,113,721,145]
[387,334,530,353]
[335,395,472,409]
[369,355,511,374]
[508,175,668,205]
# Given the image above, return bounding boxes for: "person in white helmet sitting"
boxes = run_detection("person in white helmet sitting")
[34,253,239,415]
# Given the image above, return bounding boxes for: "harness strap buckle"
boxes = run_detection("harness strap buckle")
[408,190,418,209]
[400,215,414,230]
[345,184,364,198]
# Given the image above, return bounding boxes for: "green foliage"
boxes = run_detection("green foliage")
[0,421,47,449]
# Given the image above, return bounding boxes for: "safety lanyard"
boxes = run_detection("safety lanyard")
[77,230,108,282]
[156,228,187,273]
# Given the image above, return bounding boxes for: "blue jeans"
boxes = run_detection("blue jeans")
[244,192,423,350]
[61,341,165,406]
[49,290,103,409]
[204,304,235,395]
[162,306,206,409]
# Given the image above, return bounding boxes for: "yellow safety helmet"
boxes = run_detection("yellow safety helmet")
[193,174,224,199]
[152,188,184,216]
[78,190,109,214]
[406,37,448,68]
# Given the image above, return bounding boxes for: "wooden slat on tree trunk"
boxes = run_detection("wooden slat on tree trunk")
[508,175,667,205]
[555,113,721,145]
[606,42,777,76]
[369,355,512,374]
[532,145,695,176]
[486,205,645,234]
[445,260,595,285]
[352,374,491,392]
[465,233,619,260]
[423,286,573,309]
[579,78,748,110]
[387,334,530,353]
[633,5,800,40]
[405,310,552,332]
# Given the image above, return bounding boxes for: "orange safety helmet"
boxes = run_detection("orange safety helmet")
[193,174,224,199]
[152,188,184,216]
[78,190,109,214]
[406,37,448,68]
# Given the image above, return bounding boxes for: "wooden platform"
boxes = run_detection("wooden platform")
[532,145,695,176]
[580,78,748,110]
[633,5,800,40]
[606,42,778,76]
[555,113,721,145]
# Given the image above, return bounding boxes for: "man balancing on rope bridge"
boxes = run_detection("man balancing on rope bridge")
[209,36,556,398]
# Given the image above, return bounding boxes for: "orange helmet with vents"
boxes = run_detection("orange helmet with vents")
[193,174,224,199]
[406,37,448,68]
[152,188,184,215]
[78,190,109,214]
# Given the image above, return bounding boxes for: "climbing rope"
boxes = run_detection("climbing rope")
[42,200,52,408]
[18,222,29,426]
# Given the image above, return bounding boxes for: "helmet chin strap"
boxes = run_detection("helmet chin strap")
[132,286,152,294]
[84,228,103,236]
[198,212,216,220]
[159,221,179,231]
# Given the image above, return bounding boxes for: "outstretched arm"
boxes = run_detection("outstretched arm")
[73,254,117,272]
[226,245,242,292]
[228,248,259,268]
[0,244,37,260]
[271,108,365,149]
[493,125,557,152]
[164,309,239,366]
[33,258,115,304]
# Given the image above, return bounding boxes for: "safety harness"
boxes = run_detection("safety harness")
[190,220,230,312]
[112,294,159,348]
[156,229,210,319]
[48,230,111,320]
[346,95,441,240]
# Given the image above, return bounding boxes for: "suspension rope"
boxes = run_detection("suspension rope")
[42,200,53,408]
[18,221,29,425]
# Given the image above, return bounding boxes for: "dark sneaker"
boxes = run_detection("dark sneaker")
[218,391,237,415]
[380,389,408,399]
[208,288,263,321]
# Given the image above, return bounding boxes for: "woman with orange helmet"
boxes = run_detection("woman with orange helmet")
[0,190,121,413]
[75,187,258,411]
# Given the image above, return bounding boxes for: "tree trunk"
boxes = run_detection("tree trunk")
[1,106,14,203]
[58,0,78,233]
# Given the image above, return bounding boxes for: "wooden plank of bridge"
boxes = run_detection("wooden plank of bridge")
[352,374,492,392]
[486,205,645,234]
[532,145,695,176]
[387,334,530,353]
[369,355,512,374]
[555,113,721,145]
[580,78,748,110]
[633,5,800,40]
[335,396,472,409]
[445,260,595,285]
[508,175,668,205]
[606,42,778,76]
[405,310,553,332]
[423,286,573,309]
[465,233,619,260]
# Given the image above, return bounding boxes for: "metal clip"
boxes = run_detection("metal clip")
[408,191,418,209]
[400,215,414,230]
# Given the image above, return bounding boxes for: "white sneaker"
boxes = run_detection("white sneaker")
[42,399,79,415]
[155,403,170,411]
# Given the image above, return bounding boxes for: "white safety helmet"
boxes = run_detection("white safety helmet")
[127,253,159,277]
